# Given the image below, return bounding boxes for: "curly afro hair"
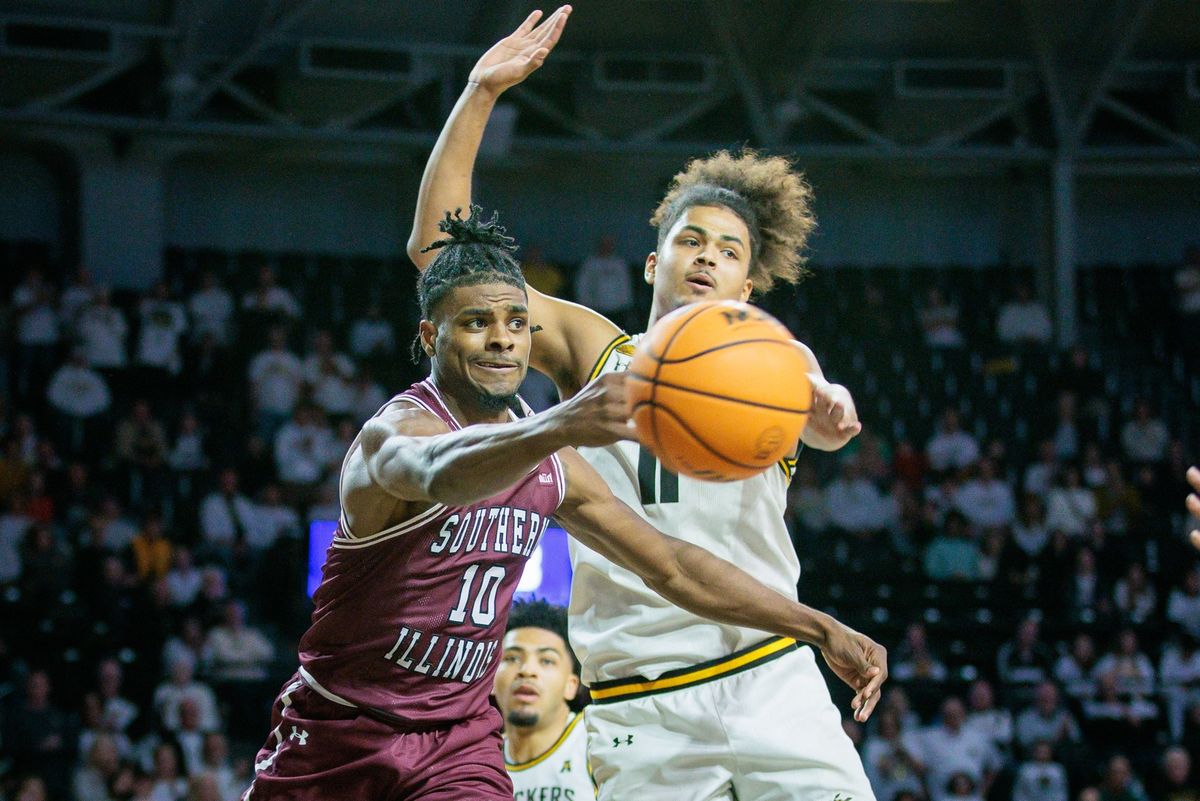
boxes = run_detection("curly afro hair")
[650,149,816,293]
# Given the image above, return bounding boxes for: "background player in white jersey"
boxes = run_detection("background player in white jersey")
[408,8,887,801]
[495,599,593,800]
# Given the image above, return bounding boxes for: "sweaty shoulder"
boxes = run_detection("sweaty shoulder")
[340,403,450,538]
[526,286,625,400]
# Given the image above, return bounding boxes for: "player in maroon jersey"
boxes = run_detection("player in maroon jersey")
[243,210,886,801]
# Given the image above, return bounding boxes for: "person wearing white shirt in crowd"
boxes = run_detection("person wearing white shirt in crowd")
[921,697,1001,801]
[348,304,396,359]
[136,283,188,376]
[1044,467,1096,536]
[574,234,635,329]
[927,408,980,473]
[301,330,354,386]
[1160,633,1200,742]
[1014,682,1082,757]
[1093,628,1156,697]
[1168,568,1200,639]
[273,406,334,489]
[153,656,220,733]
[168,412,208,474]
[348,370,388,423]
[862,708,926,801]
[248,484,301,551]
[0,496,33,585]
[75,288,128,371]
[162,617,215,679]
[309,356,356,417]
[954,459,1016,530]
[1050,392,1080,461]
[198,469,258,551]
[187,270,235,345]
[919,286,965,349]
[205,600,274,683]
[1023,440,1058,499]
[1012,493,1051,558]
[46,351,111,453]
[1113,562,1156,626]
[96,658,139,735]
[242,265,300,318]
[197,732,243,801]
[1120,398,1170,465]
[164,546,203,609]
[891,621,949,683]
[964,679,1013,755]
[824,458,893,534]
[1054,634,1100,701]
[997,283,1053,346]
[247,327,304,440]
[12,267,60,400]
[96,495,139,552]
[59,266,95,322]
[1012,741,1069,801]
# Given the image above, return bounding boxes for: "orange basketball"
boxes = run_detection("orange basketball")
[627,300,812,482]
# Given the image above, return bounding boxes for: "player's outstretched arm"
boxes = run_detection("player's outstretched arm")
[359,374,633,507]
[794,340,862,452]
[405,5,622,399]
[554,447,888,721]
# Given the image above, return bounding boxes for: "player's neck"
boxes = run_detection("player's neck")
[428,375,510,426]
[507,704,572,764]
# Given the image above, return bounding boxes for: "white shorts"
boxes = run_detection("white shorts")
[584,642,876,801]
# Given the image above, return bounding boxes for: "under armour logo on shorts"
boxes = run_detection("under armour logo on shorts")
[290,726,310,745]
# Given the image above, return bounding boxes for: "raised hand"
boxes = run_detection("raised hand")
[803,376,862,451]
[819,621,888,723]
[468,6,572,96]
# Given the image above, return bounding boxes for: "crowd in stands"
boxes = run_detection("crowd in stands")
[0,237,1196,801]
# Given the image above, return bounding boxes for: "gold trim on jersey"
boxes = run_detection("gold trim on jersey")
[505,712,584,771]
[586,334,632,383]
[778,455,799,480]
[589,636,799,703]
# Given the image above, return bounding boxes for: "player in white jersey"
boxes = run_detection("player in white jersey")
[409,8,888,800]
[496,600,594,800]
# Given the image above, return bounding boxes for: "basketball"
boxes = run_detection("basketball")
[627,300,813,481]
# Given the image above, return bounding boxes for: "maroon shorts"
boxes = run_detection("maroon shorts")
[243,675,511,801]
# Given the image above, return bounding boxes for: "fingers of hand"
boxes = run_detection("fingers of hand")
[1191,529,1200,551]
[1188,492,1200,517]
[514,9,543,37]
[1188,466,1200,492]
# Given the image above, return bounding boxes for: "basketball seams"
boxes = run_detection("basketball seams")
[646,336,802,366]
[627,372,811,415]
[646,303,713,460]
[630,400,763,474]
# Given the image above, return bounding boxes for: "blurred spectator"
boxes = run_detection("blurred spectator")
[59,265,95,321]
[12,267,61,402]
[1050,392,1081,461]
[964,678,1013,755]
[919,287,964,349]
[349,370,389,423]
[135,282,188,386]
[520,244,566,297]
[1160,632,1200,743]
[97,495,139,552]
[2,670,74,794]
[199,469,255,552]
[1083,672,1159,755]
[116,400,170,510]
[250,483,301,550]
[824,459,891,536]
[1094,628,1156,697]
[132,512,174,583]
[945,772,984,801]
[0,496,32,584]
[348,304,396,359]
[12,775,51,801]
[1045,467,1097,536]
[1012,493,1051,559]
[205,599,274,740]
[176,698,210,775]
[1168,568,1200,639]
[46,349,111,454]
[1097,754,1149,801]
[1151,746,1200,801]
[96,658,139,735]
[1112,562,1156,625]
[1096,461,1142,535]
[19,523,70,606]
[247,327,303,442]
[73,732,124,801]
[921,697,1000,801]
[1120,398,1170,465]
[273,406,334,496]
[1012,740,1069,801]
[163,616,215,677]
[927,408,980,473]
[301,330,354,388]
[149,740,188,800]
[1055,633,1101,700]
[924,510,981,582]
[165,546,203,608]
[998,617,1056,693]
[154,656,220,733]
[1062,546,1111,626]
[892,439,929,491]
[997,283,1053,346]
[954,459,1016,529]
[1015,682,1082,758]
[862,708,927,801]
[197,732,243,801]
[168,412,209,475]
[242,266,300,319]
[574,235,635,331]
[76,287,129,376]
[892,621,949,683]
[187,270,235,345]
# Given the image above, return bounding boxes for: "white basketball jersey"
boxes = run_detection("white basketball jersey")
[505,712,594,800]
[568,334,801,685]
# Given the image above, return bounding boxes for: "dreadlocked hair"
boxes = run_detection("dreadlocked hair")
[411,206,526,363]
[507,598,578,675]
[650,148,816,293]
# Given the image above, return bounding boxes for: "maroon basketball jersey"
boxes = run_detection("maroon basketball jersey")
[297,379,566,725]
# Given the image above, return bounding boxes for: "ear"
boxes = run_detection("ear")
[740,278,754,302]
[564,673,580,702]
[644,252,658,286]
[418,319,437,358]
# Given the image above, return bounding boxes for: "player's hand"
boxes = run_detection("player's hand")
[819,621,887,723]
[802,377,862,451]
[552,372,637,447]
[1188,466,1200,550]
[468,6,572,97]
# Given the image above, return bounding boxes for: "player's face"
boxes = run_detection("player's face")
[421,283,530,414]
[494,627,579,729]
[645,205,754,318]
